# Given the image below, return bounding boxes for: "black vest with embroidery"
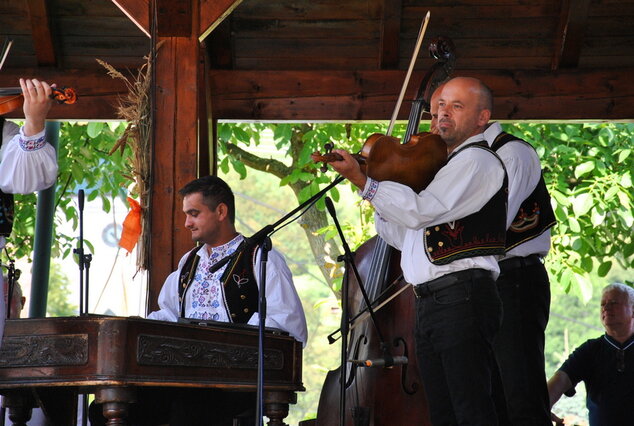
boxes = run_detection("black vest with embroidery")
[177,240,259,324]
[491,132,556,251]
[0,118,15,238]
[424,141,508,265]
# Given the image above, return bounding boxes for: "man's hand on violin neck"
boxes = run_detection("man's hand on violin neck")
[329,149,367,190]
[21,78,54,137]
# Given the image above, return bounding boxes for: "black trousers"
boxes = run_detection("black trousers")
[414,269,508,425]
[492,258,551,426]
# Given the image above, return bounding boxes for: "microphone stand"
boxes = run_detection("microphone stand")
[255,236,271,426]
[249,175,343,424]
[324,197,394,426]
[74,189,86,316]
[3,248,19,320]
[72,189,91,426]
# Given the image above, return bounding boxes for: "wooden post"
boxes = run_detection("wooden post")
[148,2,201,312]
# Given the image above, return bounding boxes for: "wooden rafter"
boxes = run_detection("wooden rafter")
[198,0,243,41]
[208,68,634,121]
[26,0,55,66]
[551,0,591,70]
[377,0,402,69]
[111,0,151,38]
[0,69,128,120]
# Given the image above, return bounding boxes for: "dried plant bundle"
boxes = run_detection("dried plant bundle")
[97,55,153,271]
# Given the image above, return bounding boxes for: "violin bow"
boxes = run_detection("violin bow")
[0,38,13,72]
[386,11,430,136]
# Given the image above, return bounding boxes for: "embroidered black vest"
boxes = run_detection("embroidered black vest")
[0,118,15,238]
[424,141,508,265]
[491,132,556,251]
[178,240,260,324]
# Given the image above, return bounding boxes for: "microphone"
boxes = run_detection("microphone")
[350,355,408,368]
[324,196,337,219]
[78,189,84,212]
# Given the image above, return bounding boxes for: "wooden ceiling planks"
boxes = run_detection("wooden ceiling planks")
[208,67,634,121]
[26,0,56,66]
[1,0,633,121]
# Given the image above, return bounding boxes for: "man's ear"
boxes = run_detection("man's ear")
[216,203,229,221]
[478,109,491,127]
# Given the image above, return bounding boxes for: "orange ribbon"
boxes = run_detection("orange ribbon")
[119,197,142,253]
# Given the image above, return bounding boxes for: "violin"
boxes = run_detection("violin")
[311,131,447,193]
[0,86,77,115]
[311,132,447,193]
[312,33,455,193]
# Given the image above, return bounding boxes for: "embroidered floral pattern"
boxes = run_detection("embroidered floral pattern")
[362,178,379,201]
[188,235,243,320]
[19,135,46,151]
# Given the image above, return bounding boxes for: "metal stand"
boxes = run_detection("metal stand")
[255,236,271,426]
[324,197,392,426]
[74,189,90,315]
[72,189,92,426]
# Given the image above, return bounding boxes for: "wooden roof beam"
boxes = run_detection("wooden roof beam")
[111,0,151,38]
[198,0,243,41]
[208,68,634,121]
[26,0,56,66]
[377,0,402,69]
[551,0,591,70]
[0,68,128,120]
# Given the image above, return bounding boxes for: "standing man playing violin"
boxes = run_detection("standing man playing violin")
[484,103,556,424]
[329,76,509,425]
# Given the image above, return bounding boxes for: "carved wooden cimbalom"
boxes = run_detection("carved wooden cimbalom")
[0,315,303,426]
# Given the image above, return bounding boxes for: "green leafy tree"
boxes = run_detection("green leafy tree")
[46,261,78,317]
[219,121,409,295]
[507,123,634,300]
[7,120,632,301]
[8,121,132,262]
[221,121,634,300]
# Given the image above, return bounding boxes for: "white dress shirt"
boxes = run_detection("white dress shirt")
[0,121,59,250]
[148,234,308,346]
[361,134,506,285]
[483,122,551,259]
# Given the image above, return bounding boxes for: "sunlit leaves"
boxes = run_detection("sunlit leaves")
[571,192,593,216]
[9,121,129,261]
[87,122,104,138]
[508,122,633,296]
[217,120,634,298]
[574,161,594,179]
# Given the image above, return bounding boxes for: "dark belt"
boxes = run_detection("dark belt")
[498,254,543,275]
[413,268,493,298]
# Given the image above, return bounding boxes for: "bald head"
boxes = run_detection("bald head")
[436,77,493,152]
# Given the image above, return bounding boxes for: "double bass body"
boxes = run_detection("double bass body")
[315,236,433,426]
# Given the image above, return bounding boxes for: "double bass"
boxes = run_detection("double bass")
[313,31,456,426]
